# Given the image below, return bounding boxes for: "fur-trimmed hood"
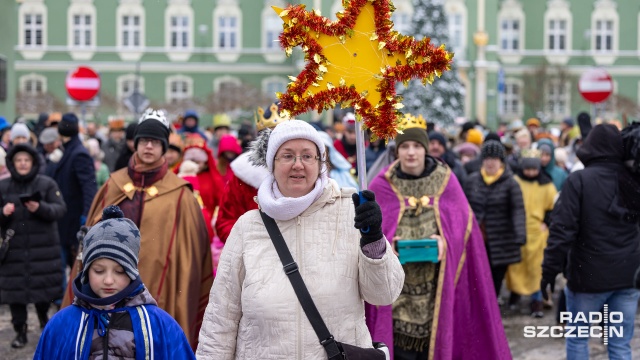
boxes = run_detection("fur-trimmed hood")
[230,152,269,189]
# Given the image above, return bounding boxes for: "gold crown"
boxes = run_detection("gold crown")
[255,103,290,132]
[398,113,427,131]
[521,148,541,159]
[184,134,207,149]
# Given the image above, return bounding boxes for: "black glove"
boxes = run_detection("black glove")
[352,190,383,246]
[540,272,556,301]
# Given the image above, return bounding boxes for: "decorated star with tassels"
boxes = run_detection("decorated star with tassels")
[273,0,453,140]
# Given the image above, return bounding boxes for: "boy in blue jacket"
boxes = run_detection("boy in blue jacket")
[35,205,195,359]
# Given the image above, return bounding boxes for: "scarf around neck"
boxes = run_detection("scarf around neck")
[257,174,328,221]
[481,166,505,186]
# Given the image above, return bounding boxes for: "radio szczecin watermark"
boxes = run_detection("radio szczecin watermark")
[524,305,623,345]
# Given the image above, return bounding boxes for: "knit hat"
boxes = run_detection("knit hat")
[58,113,80,137]
[265,120,326,173]
[135,109,170,153]
[396,127,429,151]
[125,122,138,141]
[484,132,501,143]
[428,131,447,148]
[10,123,30,141]
[526,118,541,128]
[38,127,59,145]
[538,143,553,155]
[0,117,9,132]
[481,140,505,161]
[466,128,483,146]
[81,205,141,284]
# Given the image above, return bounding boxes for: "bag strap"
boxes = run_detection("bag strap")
[259,211,343,360]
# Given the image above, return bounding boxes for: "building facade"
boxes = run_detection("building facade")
[13,0,307,124]
[9,0,640,128]
[450,0,640,128]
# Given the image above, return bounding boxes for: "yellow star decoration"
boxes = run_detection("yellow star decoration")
[274,0,453,140]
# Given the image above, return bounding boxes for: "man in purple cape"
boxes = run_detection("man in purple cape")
[367,161,511,359]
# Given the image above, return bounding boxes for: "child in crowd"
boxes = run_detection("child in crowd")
[506,149,558,317]
[34,205,195,359]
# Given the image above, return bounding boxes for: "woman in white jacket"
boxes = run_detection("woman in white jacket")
[196,120,404,359]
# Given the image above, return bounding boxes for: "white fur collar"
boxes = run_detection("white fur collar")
[230,152,270,189]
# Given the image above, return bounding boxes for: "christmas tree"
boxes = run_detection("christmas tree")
[398,0,465,126]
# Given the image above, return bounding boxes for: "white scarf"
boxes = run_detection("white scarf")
[257,174,328,221]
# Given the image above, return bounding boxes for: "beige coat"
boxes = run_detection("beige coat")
[196,180,404,359]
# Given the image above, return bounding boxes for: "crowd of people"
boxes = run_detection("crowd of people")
[0,105,638,359]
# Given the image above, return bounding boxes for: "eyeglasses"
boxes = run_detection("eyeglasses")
[274,153,320,165]
[139,137,162,147]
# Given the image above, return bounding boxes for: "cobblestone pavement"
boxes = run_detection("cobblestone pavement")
[1,300,639,359]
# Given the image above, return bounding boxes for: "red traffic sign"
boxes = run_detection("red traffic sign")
[578,68,613,103]
[66,66,100,102]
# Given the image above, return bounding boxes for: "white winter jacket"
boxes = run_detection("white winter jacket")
[196,179,404,359]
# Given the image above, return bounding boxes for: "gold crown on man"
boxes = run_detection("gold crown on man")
[521,148,542,159]
[255,103,290,132]
[398,113,427,131]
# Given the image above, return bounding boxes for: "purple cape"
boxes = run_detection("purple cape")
[367,162,511,359]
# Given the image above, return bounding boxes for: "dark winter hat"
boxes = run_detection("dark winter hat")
[395,128,429,152]
[481,140,505,161]
[58,113,80,137]
[484,132,501,143]
[81,205,141,284]
[577,112,593,139]
[134,109,170,153]
[428,131,447,148]
[125,122,138,141]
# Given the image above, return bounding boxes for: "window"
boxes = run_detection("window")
[0,58,6,102]
[117,74,145,100]
[263,14,281,50]
[24,14,43,46]
[218,16,238,49]
[500,19,520,51]
[448,14,463,50]
[165,0,193,59]
[594,20,613,51]
[548,19,566,51]
[170,80,188,102]
[214,76,241,93]
[170,16,189,48]
[122,15,141,48]
[546,81,570,117]
[544,0,572,63]
[501,81,522,117]
[444,0,467,60]
[166,75,193,103]
[262,76,287,99]
[591,0,618,63]
[19,74,47,95]
[72,14,92,47]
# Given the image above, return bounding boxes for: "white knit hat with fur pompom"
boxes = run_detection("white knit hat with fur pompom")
[263,120,326,173]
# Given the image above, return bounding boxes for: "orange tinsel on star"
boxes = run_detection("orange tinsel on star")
[276,0,453,140]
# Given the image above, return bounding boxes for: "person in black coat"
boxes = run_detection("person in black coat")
[464,140,526,296]
[51,113,97,269]
[114,122,137,171]
[0,144,66,348]
[542,124,640,360]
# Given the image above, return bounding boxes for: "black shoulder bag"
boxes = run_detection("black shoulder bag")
[260,211,389,360]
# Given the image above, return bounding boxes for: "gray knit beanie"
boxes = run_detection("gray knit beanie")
[81,205,141,284]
